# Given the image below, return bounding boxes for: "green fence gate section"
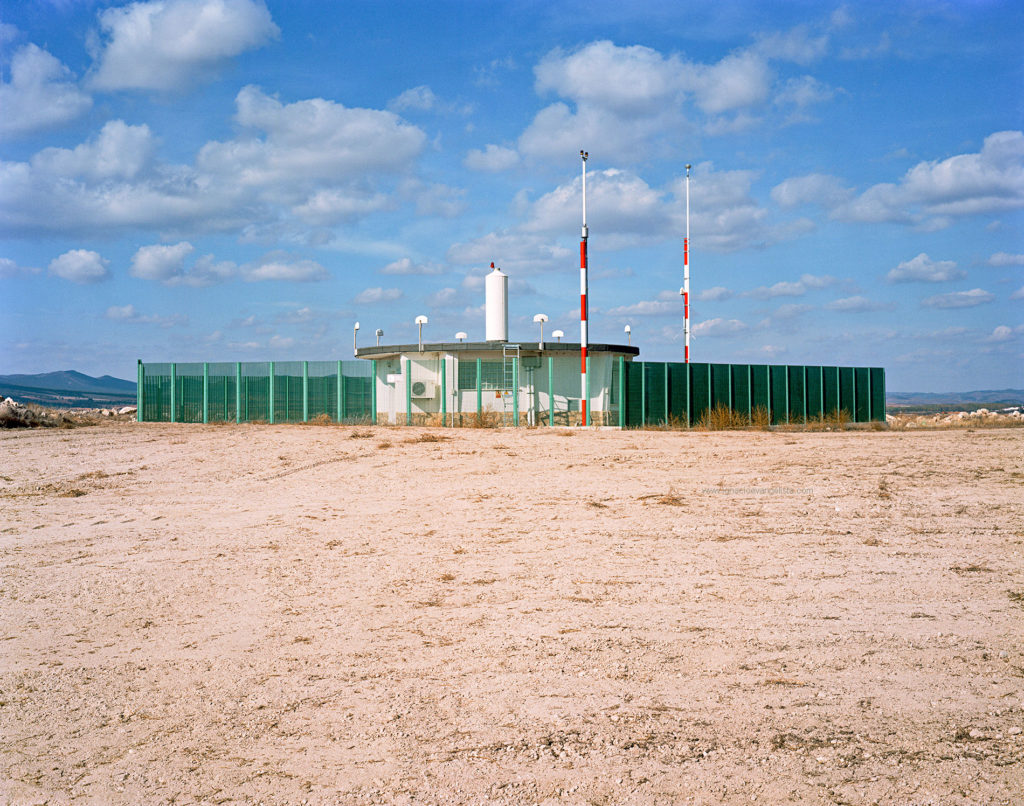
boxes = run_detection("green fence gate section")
[620,361,884,427]
[138,360,373,424]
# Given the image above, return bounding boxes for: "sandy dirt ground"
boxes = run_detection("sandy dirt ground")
[1,422,1022,805]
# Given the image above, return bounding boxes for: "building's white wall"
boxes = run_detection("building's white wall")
[372,350,628,424]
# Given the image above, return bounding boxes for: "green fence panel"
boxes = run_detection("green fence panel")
[787,365,806,423]
[768,365,788,424]
[838,367,855,420]
[805,366,823,420]
[644,362,667,424]
[731,364,751,419]
[854,367,870,422]
[870,367,885,422]
[822,366,839,415]
[625,361,643,426]
[750,365,770,418]
[687,363,710,424]
[667,362,689,425]
[710,364,731,411]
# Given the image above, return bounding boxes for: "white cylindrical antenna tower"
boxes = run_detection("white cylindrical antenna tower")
[683,163,691,363]
[579,149,589,426]
[485,262,508,342]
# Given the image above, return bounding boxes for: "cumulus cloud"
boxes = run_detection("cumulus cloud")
[426,287,459,307]
[32,120,156,181]
[698,286,734,301]
[291,188,391,225]
[0,44,92,139]
[1012,287,1024,300]
[987,252,1024,267]
[886,253,963,283]
[921,288,995,309]
[0,257,41,278]
[746,273,836,299]
[983,325,1022,343]
[836,131,1024,226]
[754,25,829,64]
[48,249,110,283]
[130,241,195,282]
[354,286,403,304]
[105,304,184,327]
[199,85,425,191]
[447,231,572,273]
[605,299,677,317]
[464,144,519,172]
[774,75,836,109]
[88,0,279,91]
[241,252,328,282]
[825,295,891,312]
[692,318,748,336]
[388,85,437,112]
[379,257,444,275]
[771,173,852,208]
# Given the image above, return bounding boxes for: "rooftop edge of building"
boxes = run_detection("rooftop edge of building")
[355,341,641,360]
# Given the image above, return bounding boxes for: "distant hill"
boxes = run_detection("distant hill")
[0,371,136,409]
[887,389,1024,410]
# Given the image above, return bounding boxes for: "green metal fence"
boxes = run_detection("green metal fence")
[138,360,374,424]
[619,360,885,427]
[138,358,884,427]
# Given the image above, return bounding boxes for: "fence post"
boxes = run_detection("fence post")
[268,362,275,424]
[803,367,808,423]
[706,364,712,418]
[441,358,447,427]
[371,360,377,424]
[476,357,482,419]
[512,357,519,426]
[235,362,241,423]
[727,363,733,412]
[548,355,554,427]
[137,360,144,422]
[170,363,177,423]
[585,356,591,426]
[203,362,209,424]
[302,361,309,422]
[852,368,858,423]
[405,359,412,426]
[618,356,625,428]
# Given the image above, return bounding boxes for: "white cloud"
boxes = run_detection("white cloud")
[754,25,829,64]
[464,144,520,172]
[835,131,1024,226]
[0,257,41,278]
[426,287,459,307]
[692,318,748,336]
[48,249,110,283]
[380,257,444,275]
[388,85,437,112]
[799,273,838,289]
[697,286,733,301]
[1012,287,1024,300]
[241,252,328,282]
[771,173,852,208]
[130,241,195,282]
[0,44,92,139]
[987,252,1024,267]
[684,50,772,115]
[354,286,403,304]
[447,231,572,273]
[605,299,677,317]
[921,288,995,309]
[292,188,391,225]
[983,325,1022,343]
[105,304,184,327]
[772,303,813,319]
[32,120,156,181]
[747,280,806,298]
[826,295,891,312]
[199,85,426,190]
[774,75,836,108]
[88,0,279,91]
[886,252,963,283]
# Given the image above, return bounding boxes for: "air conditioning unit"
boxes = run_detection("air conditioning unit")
[410,380,436,399]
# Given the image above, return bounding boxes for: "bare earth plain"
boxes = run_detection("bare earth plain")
[1,423,1022,806]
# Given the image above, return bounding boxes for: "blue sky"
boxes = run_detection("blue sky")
[1,0,1021,391]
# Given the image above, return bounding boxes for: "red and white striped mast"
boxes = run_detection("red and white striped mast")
[579,149,589,426]
[683,163,691,362]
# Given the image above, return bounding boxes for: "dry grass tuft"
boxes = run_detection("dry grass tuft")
[750,406,771,430]
[376,441,393,450]
[638,491,685,507]
[697,405,750,431]
[349,429,374,439]
[950,563,994,574]
[877,477,892,499]
[405,432,451,444]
